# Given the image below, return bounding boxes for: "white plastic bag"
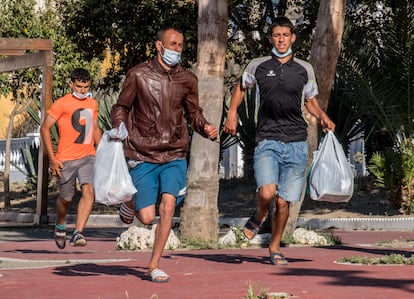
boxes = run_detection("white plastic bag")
[94,124,137,206]
[309,131,354,203]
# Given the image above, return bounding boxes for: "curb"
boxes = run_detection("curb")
[1,212,413,231]
[297,217,414,231]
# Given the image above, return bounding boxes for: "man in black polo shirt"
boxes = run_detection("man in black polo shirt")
[223,16,335,266]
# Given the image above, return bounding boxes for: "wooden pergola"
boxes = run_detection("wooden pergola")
[0,38,53,224]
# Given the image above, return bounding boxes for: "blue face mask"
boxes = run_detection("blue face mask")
[161,44,182,66]
[72,91,88,99]
[272,47,292,58]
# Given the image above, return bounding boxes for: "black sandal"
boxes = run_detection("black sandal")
[270,252,289,266]
[243,210,264,240]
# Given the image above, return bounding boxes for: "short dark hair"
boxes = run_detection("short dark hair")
[156,26,183,42]
[70,68,91,83]
[268,16,295,36]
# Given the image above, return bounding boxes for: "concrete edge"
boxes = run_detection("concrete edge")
[1,212,413,231]
[296,217,414,231]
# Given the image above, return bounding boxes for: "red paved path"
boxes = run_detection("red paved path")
[1,228,413,299]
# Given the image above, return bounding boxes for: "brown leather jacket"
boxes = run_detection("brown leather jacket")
[111,57,210,163]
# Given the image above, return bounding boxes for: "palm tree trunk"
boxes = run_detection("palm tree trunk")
[180,0,228,242]
[285,0,345,234]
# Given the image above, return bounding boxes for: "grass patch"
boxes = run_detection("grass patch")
[179,237,220,250]
[375,239,414,248]
[337,253,414,265]
[243,282,292,299]
[320,231,342,246]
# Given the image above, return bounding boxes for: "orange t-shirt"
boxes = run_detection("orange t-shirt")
[48,94,99,161]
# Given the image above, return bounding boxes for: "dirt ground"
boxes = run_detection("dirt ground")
[0,175,404,219]
[218,176,403,218]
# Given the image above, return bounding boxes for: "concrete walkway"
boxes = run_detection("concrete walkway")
[1,225,414,299]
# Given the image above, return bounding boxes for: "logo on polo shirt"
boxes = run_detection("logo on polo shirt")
[266,70,276,77]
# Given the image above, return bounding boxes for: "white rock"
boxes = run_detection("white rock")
[218,230,237,246]
[293,228,327,246]
[116,224,181,250]
[248,233,271,246]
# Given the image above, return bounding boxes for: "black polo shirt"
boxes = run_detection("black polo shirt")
[242,53,318,143]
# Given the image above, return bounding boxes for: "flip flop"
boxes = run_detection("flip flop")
[150,268,170,283]
[270,252,289,266]
[119,202,134,224]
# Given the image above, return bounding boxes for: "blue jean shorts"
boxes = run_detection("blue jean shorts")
[253,139,308,202]
[129,159,187,210]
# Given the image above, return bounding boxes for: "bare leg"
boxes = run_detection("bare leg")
[75,184,94,232]
[56,197,70,225]
[244,183,275,239]
[148,193,175,281]
[269,196,290,262]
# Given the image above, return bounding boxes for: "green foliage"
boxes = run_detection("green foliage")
[227,0,318,67]
[335,1,414,213]
[400,140,414,191]
[368,140,414,213]
[335,1,414,147]
[0,0,45,103]
[94,89,119,131]
[26,97,59,150]
[337,253,414,265]
[0,0,37,38]
[20,141,38,188]
[53,0,319,92]
[230,225,249,246]
[368,149,402,190]
[375,239,414,247]
[244,281,291,299]
[55,0,197,90]
[1,0,100,100]
[321,232,342,246]
[179,237,219,250]
[243,282,267,299]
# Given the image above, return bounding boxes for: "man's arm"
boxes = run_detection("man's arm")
[93,118,102,145]
[110,70,136,129]
[40,114,63,176]
[223,81,246,136]
[305,97,336,131]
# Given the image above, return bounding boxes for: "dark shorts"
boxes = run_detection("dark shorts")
[129,159,187,210]
[59,155,95,201]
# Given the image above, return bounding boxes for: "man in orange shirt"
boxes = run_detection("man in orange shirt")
[40,68,102,249]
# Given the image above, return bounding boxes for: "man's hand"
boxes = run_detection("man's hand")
[320,113,336,132]
[223,111,238,136]
[108,122,128,140]
[204,124,218,140]
[49,157,64,177]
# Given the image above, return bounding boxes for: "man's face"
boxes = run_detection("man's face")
[70,79,90,95]
[156,29,184,54]
[269,26,296,54]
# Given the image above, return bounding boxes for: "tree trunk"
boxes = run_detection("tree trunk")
[285,0,345,234]
[180,0,228,242]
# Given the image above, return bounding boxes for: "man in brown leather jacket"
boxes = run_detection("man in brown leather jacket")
[111,26,218,283]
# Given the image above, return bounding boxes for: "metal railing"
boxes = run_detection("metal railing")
[0,133,40,182]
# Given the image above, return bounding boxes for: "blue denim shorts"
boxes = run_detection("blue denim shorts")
[129,159,187,210]
[253,139,308,202]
